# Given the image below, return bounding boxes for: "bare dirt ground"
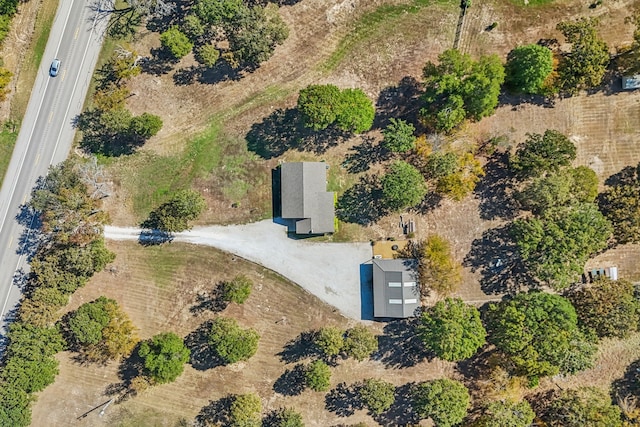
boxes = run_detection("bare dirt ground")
[31,241,457,426]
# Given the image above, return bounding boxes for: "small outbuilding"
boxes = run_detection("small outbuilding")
[280,162,335,235]
[372,258,420,318]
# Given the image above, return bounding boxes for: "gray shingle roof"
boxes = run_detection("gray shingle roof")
[281,162,335,234]
[372,258,420,318]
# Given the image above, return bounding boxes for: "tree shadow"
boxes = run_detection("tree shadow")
[75,110,147,156]
[374,318,430,369]
[194,395,234,427]
[374,76,424,130]
[612,358,640,403]
[455,344,501,397]
[604,165,638,187]
[184,320,224,371]
[325,382,363,417]
[411,191,443,216]
[139,50,174,76]
[276,331,319,363]
[474,151,519,221]
[373,382,420,427]
[104,341,145,402]
[342,136,391,174]
[15,203,45,258]
[463,224,534,295]
[245,108,349,159]
[497,90,556,110]
[198,61,243,85]
[336,175,388,226]
[190,283,229,315]
[273,363,306,396]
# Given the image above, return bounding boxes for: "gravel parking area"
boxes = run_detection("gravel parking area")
[104,220,373,320]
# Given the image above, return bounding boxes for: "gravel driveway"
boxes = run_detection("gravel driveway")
[104,220,373,320]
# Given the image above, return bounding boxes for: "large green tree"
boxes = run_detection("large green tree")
[485,291,596,382]
[421,49,505,132]
[270,408,304,427]
[566,278,639,339]
[208,317,260,364]
[138,332,190,384]
[512,203,612,289]
[381,161,427,211]
[542,387,622,427]
[313,326,344,359]
[419,298,486,361]
[297,84,342,130]
[557,18,610,93]
[343,325,378,361]
[510,130,576,178]
[159,26,193,60]
[505,44,554,94]
[359,378,395,415]
[334,88,376,133]
[412,379,470,427]
[599,172,640,244]
[146,189,206,232]
[68,296,113,346]
[220,275,253,304]
[476,399,536,427]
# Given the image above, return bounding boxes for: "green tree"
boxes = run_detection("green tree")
[305,360,331,392]
[419,298,486,361]
[220,274,253,304]
[421,49,505,133]
[159,26,193,60]
[224,4,289,68]
[68,296,113,346]
[194,44,220,67]
[412,379,470,427]
[182,14,205,39]
[208,317,260,364]
[334,88,375,133]
[512,203,612,289]
[476,399,536,427]
[418,235,462,295]
[146,189,206,232]
[425,152,458,179]
[359,378,395,415]
[543,387,622,427]
[194,0,243,26]
[297,84,342,130]
[566,278,639,339]
[313,326,344,358]
[270,407,304,427]
[129,113,163,140]
[0,384,32,427]
[0,66,13,101]
[138,332,190,384]
[343,325,378,361]
[510,130,576,178]
[485,291,596,381]
[557,18,610,93]
[382,118,415,152]
[600,182,640,244]
[230,393,262,427]
[381,161,427,211]
[569,166,599,203]
[505,44,554,94]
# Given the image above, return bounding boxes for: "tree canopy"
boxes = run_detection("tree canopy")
[382,118,416,152]
[145,189,206,233]
[505,44,554,94]
[420,298,486,361]
[305,360,331,392]
[542,387,622,427]
[359,378,395,415]
[269,408,304,427]
[220,275,253,304]
[208,317,260,364]
[297,84,375,133]
[512,203,612,289]
[412,379,470,427]
[418,236,462,295]
[599,166,640,244]
[343,325,378,361]
[313,326,344,359]
[159,26,193,60]
[138,332,190,384]
[557,18,610,93]
[381,161,427,211]
[485,291,596,381]
[566,278,639,339]
[421,49,505,132]
[230,393,262,427]
[476,399,536,427]
[510,130,577,178]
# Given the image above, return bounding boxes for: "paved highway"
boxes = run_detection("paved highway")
[0,0,111,336]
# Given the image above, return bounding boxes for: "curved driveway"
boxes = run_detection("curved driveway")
[105,221,373,320]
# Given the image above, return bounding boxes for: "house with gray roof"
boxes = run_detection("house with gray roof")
[280,162,335,234]
[372,258,420,318]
